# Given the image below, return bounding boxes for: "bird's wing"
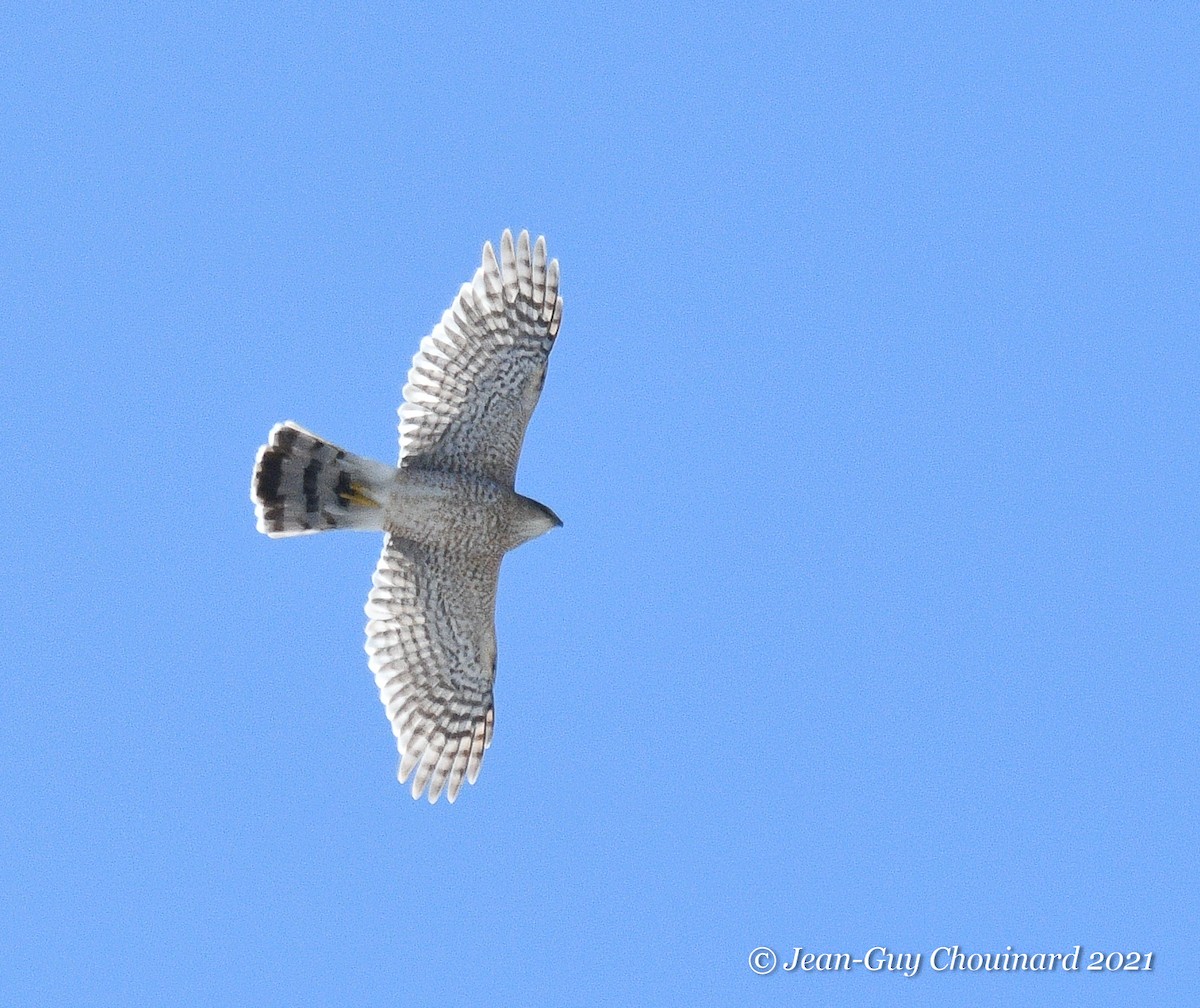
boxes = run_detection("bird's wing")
[364,535,500,803]
[397,230,562,487]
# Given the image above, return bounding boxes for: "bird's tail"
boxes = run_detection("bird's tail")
[251,422,394,537]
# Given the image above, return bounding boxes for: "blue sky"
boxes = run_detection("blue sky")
[2,3,1195,1005]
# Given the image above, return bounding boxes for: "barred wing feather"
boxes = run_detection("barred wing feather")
[364,536,500,804]
[398,229,562,487]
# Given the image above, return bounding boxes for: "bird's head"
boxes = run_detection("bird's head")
[512,495,562,548]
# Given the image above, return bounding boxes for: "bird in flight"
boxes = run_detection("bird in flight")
[251,230,562,803]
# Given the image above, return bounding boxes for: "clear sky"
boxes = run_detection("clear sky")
[2,4,1195,1006]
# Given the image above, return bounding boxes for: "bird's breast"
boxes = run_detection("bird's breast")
[383,470,514,551]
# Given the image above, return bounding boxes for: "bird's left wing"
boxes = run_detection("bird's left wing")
[364,536,500,803]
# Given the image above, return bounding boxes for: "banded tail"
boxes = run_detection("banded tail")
[251,422,394,537]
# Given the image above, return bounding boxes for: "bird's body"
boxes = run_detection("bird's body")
[381,471,560,555]
[250,230,562,803]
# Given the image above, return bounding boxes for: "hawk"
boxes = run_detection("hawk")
[250,230,563,803]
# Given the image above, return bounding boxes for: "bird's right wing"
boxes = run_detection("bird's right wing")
[397,230,562,488]
[364,535,501,803]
